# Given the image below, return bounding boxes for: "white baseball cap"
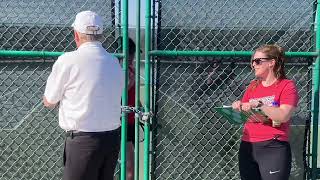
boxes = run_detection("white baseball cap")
[72,11,103,35]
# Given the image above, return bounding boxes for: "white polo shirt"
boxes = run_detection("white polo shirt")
[44,41,124,132]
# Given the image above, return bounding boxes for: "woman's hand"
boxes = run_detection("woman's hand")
[239,101,259,111]
[232,100,242,111]
[241,102,252,112]
[241,101,262,112]
[249,101,261,109]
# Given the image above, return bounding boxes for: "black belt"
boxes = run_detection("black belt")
[66,128,120,138]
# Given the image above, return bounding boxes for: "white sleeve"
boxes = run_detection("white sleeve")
[44,57,70,104]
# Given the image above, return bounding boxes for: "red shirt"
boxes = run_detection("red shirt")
[241,79,299,142]
[128,87,135,125]
[128,66,136,125]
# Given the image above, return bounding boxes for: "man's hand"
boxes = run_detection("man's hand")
[43,96,57,109]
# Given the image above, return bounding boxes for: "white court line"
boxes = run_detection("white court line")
[1,102,43,131]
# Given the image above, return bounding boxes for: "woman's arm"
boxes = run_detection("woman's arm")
[260,104,296,123]
[258,80,298,123]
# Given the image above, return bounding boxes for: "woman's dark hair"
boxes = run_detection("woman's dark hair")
[128,38,136,56]
[118,36,139,56]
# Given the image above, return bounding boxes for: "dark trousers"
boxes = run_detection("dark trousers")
[239,140,291,180]
[63,128,120,180]
[126,124,135,143]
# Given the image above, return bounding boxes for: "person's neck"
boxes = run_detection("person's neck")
[77,40,99,48]
[261,75,278,87]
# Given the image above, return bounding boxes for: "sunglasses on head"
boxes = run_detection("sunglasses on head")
[251,57,273,65]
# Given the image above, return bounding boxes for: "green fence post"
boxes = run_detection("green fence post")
[144,0,151,179]
[120,0,129,179]
[311,0,320,179]
[134,0,141,180]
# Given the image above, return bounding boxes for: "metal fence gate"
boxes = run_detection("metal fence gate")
[153,59,312,180]
[0,1,121,179]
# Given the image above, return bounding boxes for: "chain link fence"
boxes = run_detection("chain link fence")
[153,0,314,179]
[0,0,120,52]
[156,0,314,52]
[0,1,121,179]
[153,58,312,180]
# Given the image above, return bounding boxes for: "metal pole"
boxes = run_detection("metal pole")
[0,50,63,58]
[0,50,123,58]
[149,50,318,58]
[134,0,141,180]
[0,50,315,59]
[144,0,151,179]
[120,0,129,179]
[151,0,161,179]
[311,0,320,179]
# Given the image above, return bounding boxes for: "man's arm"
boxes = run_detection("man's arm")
[43,56,69,109]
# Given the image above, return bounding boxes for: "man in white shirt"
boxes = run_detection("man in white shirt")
[43,10,124,180]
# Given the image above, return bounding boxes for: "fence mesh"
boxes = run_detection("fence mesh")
[153,58,312,180]
[153,0,314,179]
[157,0,314,52]
[0,1,120,179]
[0,0,120,52]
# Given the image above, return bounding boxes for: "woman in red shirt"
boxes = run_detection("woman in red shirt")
[232,44,299,180]
[123,38,142,180]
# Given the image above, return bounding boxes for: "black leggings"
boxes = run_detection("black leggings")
[239,140,291,180]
